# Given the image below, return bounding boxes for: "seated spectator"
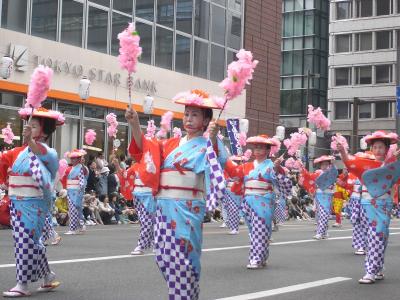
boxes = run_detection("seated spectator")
[86,161,99,193]
[89,191,103,225]
[55,189,69,226]
[82,194,96,225]
[99,195,115,225]
[118,198,136,224]
[109,192,122,224]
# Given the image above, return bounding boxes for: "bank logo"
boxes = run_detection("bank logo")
[9,44,28,72]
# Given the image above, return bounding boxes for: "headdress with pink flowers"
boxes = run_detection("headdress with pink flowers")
[364,130,398,145]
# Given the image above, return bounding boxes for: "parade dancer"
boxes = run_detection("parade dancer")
[301,155,338,240]
[63,149,88,235]
[225,135,292,269]
[40,211,61,246]
[1,107,64,297]
[332,170,350,228]
[338,131,399,284]
[126,89,228,299]
[273,168,291,229]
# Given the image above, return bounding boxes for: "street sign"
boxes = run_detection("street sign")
[397,86,400,115]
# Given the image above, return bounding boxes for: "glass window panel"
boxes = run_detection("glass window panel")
[136,21,152,64]
[335,102,349,119]
[376,31,392,49]
[157,0,174,28]
[136,0,154,21]
[210,44,225,81]
[111,109,129,123]
[292,51,302,75]
[111,13,131,56]
[227,12,241,49]
[41,99,53,109]
[336,34,351,53]
[377,0,391,15]
[31,0,58,40]
[195,0,210,39]
[194,39,208,79]
[57,101,80,116]
[280,90,303,115]
[304,11,314,35]
[336,1,352,20]
[355,32,372,51]
[0,109,22,149]
[282,77,292,89]
[305,0,314,9]
[155,27,173,69]
[61,0,83,47]
[211,4,226,44]
[175,34,191,74]
[359,103,371,118]
[284,0,294,12]
[335,68,351,86]
[283,13,294,37]
[294,0,303,10]
[355,0,372,17]
[107,124,128,159]
[375,102,391,118]
[304,36,313,48]
[355,66,372,84]
[55,117,80,157]
[212,0,226,6]
[226,50,236,66]
[85,105,106,119]
[294,12,304,36]
[1,0,27,33]
[293,77,302,88]
[0,92,23,107]
[293,37,302,49]
[376,65,392,84]
[90,0,110,7]
[82,120,105,158]
[282,52,293,75]
[398,0,400,13]
[177,0,193,34]
[283,39,292,50]
[228,0,241,12]
[113,0,133,14]
[87,6,108,53]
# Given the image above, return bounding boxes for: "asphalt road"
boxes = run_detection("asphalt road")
[1,219,400,300]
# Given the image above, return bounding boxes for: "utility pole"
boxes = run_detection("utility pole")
[351,97,360,153]
[396,31,400,136]
[305,69,311,171]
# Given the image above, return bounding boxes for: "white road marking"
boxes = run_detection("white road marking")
[214,277,352,300]
[1,232,399,269]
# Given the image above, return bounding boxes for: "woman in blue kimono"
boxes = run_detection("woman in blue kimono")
[63,149,88,235]
[126,89,228,299]
[225,135,291,269]
[0,107,64,297]
[301,155,338,240]
[338,130,399,284]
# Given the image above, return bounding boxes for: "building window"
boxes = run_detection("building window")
[111,13,131,56]
[227,12,241,50]
[211,4,226,45]
[375,64,392,84]
[377,0,392,16]
[0,108,22,149]
[355,32,372,51]
[82,119,105,159]
[90,0,110,7]
[60,0,83,47]
[355,0,373,17]
[135,21,152,65]
[136,0,154,21]
[55,117,80,159]
[193,39,208,79]
[155,27,173,70]
[31,0,58,41]
[376,31,392,49]
[176,0,193,34]
[335,67,351,86]
[157,0,174,28]
[175,34,191,74]
[1,0,28,33]
[355,66,372,84]
[375,102,392,118]
[113,0,133,14]
[85,105,105,119]
[0,92,23,107]
[359,103,371,118]
[335,34,352,53]
[336,1,352,20]
[195,0,210,40]
[87,5,109,53]
[210,44,225,81]
[335,101,351,120]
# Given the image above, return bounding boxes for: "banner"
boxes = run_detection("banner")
[226,118,242,156]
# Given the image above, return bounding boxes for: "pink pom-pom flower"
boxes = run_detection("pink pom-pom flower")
[307,105,331,131]
[238,132,247,147]
[331,133,349,151]
[118,23,142,74]
[285,157,302,170]
[58,159,68,178]
[156,111,174,138]
[106,113,118,138]
[283,130,308,156]
[173,127,182,138]
[145,120,156,138]
[269,137,281,157]
[85,129,96,146]
[243,149,252,161]
[25,65,53,109]
[1,123,14,144]
[219,49,259,101]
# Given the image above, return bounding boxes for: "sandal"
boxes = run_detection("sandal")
[358,277,375,284]
[3,289,31,298]
[37,281,61,292]
[51,236,62,246]
[375,273,384,280]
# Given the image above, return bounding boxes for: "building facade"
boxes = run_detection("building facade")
[0,0,282,159]
[328,0,400,149]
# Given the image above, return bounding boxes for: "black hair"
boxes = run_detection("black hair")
[99,194,107,202]
[108,164,115,174]
[371,138,390,149]
[33,117,56,141]
[125,157,133,167]
[202,108,213,131]
[119,154,126,161]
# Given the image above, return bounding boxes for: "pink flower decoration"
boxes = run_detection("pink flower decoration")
[243,149,253,161]
[285,158,302,170]
[25,65,53,110]
[58,159,68,178]
[212,96,226,109]
[156,111,174,138]
[331,133,349,151]
[219,49,259,101]
[269,137,281,157]
[173,127,182,138]
[283,130,308,156]
[173,91,204,106]
[85,129,96,146]
[118,23,142,74]
[238,132,247,147]
[1,123,14,144]
[106,113,118,138]
[307,105,330,131]
[145,120,156,138]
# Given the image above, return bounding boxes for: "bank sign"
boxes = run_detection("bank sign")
[8,43,157,95]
